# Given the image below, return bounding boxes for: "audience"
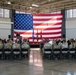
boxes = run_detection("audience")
[40,38,76,51]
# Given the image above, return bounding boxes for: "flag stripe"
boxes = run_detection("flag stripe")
[14,29,61,35]
[34,22,62,26]
[33,18,62,21]
[33,14,62,16]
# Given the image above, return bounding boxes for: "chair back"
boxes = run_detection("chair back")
[61,48,69,54]
[69,48,76,54]
[44,49,52,54]
[53,49,61,54]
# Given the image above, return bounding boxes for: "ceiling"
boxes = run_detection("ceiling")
[0,0,76,13]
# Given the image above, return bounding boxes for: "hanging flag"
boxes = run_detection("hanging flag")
[14,12,63,44]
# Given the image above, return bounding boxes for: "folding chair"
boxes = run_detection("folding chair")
[69,48,76,59]
[4,48,12,60]
[61,48,69,59]
[21,48,29,58]
[0,49,4,59]
[53,49,61,60]
[12,48,21,59]
[43,49,52,59]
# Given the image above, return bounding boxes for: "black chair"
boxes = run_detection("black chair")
[12,48,21,59]
[53,49,61,60]
[61,48,69,59]
[69,48,76,59]
[43,48,52,59]
[4,48,12,60]
[0,49,4,59]
[21,48,29,58]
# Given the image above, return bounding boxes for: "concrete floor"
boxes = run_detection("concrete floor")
[0,48,76,75]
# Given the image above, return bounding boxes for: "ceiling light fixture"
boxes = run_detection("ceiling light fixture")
[7,1,11,4]
[32,4,39,7]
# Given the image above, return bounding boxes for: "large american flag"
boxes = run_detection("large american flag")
[14,12,63,44]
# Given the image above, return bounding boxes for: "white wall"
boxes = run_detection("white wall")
[66,18,76,39]
[0,18,12,39]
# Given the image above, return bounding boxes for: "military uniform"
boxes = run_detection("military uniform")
[12,43,20,49]
[21,42,30,49]
[4,42,12,49]
[73,42,76,48]
[53,44,60,49]
[0,43,3,49]
[61,43,68,49]
[43,42,52,53]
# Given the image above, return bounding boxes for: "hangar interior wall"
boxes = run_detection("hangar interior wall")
[0,18,11,39]
[66,18,76,39]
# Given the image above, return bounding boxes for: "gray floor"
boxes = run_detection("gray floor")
[0,48,76,75]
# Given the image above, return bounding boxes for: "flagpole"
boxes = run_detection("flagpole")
[37,29,38,42]
[32,27,34,42]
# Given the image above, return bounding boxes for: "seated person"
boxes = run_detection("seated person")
[0,39,3,49]
[12,40,20,49]
[4,39,12,49]
[53,41,61,49]
[72,40,76,48]
[42,40,52,53]
[21,41,30,50]
[61,40,68,49]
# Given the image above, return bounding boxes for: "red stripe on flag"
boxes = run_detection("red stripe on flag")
[38,32,61,35]
[33,14,62,16]
[33,18,62,21]
[44,27,61,30]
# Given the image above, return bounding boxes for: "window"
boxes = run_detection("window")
[0,8,10,18]
[66,9,76,18]
[0,8,3,17]
[72,9,76,17]
[4,9,10,18]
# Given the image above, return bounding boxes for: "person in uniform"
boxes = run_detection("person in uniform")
[12,40,20,49]
[42,40,52,53]
[0,39,3,49]
[61,40,68,49]
[21,41,30,50]
[4,39,12,49]
[53,41,61,49]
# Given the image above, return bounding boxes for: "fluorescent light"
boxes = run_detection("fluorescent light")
[29,7,32,9]
[7,2,11,4]
[32,4,39,7]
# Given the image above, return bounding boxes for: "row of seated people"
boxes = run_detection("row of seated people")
[0,38,30,60]
[40,38,76,50]
[40,39,76,60]
[0,38,30,49]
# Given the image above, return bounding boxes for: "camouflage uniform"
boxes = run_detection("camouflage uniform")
[0,43,3,49]
[53,44,60,49]
[43,42,52,53]
[4,42,12,49]
[12,43,20,49]
[73,42,76,48]
[21,42,30,49]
